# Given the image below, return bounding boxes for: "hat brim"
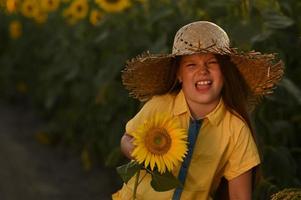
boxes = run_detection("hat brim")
[122,50,284,107]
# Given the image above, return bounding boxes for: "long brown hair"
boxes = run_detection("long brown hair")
[215,54,261,199]
[216,54,253,133]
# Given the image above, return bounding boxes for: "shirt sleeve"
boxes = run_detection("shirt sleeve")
[223,125,261,180]
[125,96,163,135]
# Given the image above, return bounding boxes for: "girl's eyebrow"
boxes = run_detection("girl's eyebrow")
[207,56,217,60]
[180,59,196,64]
[181,56,217,64]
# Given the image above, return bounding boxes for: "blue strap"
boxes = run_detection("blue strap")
[172,119,202,200]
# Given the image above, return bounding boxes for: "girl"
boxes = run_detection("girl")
[113,21,284,200]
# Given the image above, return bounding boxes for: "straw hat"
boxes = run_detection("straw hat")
[122,21,284,105]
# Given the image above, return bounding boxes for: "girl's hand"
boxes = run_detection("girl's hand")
[121,133,135,160]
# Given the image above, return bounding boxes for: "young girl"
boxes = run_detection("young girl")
[113,21,284,200]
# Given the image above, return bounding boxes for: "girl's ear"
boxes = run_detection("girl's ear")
[177,73,182,83]
[178,77,182,83]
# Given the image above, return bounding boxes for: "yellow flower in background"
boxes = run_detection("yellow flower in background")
[34,9,48,24]
[6,0,18,13]
[62,8,77,25]
[136,0,146,3]
[81,147,92,171]
[9,20,22,39]
[89,9,102,26]
[40,0,60,12]
[16,81,28,94]
[0,0,5,7]
[35,131,51,145]
[21,0,39,18]
[95,0,131,13]
[131,114,188,174]
[69,0,89,20]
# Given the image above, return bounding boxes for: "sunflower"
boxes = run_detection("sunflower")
[9,20,22,39]
[69,0,89,20]
[95,0,131,13]
[62,8,77,25]
[40,0,60,12]
[21,0,39,18]
[0,0,5,8]
[34,9,48,24]
[6,0,18,13]
[16,81,28,93]
[131,114,188,174]
[89,9,102,26]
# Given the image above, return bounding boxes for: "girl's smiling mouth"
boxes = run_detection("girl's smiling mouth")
[195,80,212,91]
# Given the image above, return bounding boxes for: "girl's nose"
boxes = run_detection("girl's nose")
[197,64,209,75]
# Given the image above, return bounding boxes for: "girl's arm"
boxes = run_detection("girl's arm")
[228,169,252,200]
[120,133,134,160]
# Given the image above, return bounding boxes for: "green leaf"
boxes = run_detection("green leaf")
[105,147,122,167]
[251,30,273,43]
[279,78,301,105]
[263,10,294,29]
[150,170,182,192]
[116,161,142,183]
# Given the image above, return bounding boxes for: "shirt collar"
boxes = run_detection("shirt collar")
[205,98,226,126]
[173,90,226,126]
[173,90,189,116]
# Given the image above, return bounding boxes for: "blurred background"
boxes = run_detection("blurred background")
[0,0,300,199]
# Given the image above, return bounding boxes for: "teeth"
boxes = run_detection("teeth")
[196,80,212,85]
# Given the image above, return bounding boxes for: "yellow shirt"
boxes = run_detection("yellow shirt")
[113,90,260,200]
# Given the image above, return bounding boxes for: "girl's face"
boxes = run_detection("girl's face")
[178,53,224,112]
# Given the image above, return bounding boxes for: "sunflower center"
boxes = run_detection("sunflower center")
[105,0,119,3]
[145,128,171,155]
[27,5,33,11]
[47,0,53,5]
[76,5,83,12]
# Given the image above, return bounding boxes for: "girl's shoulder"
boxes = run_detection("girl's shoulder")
[144,92,177,110]
[126,93,177,133]
[224,110,249,135]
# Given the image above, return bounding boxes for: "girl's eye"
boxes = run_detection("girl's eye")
[186,63,196,67]
[207,60,218,65]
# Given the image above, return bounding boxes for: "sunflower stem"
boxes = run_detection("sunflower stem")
[133,170,140,200]
[138,173,147,185]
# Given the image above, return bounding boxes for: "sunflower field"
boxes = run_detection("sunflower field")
[0,0,301,199]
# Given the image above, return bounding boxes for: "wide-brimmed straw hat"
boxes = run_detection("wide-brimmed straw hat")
[122,21,284,106]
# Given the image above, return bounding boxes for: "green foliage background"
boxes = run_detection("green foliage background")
[0,0,301,198]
